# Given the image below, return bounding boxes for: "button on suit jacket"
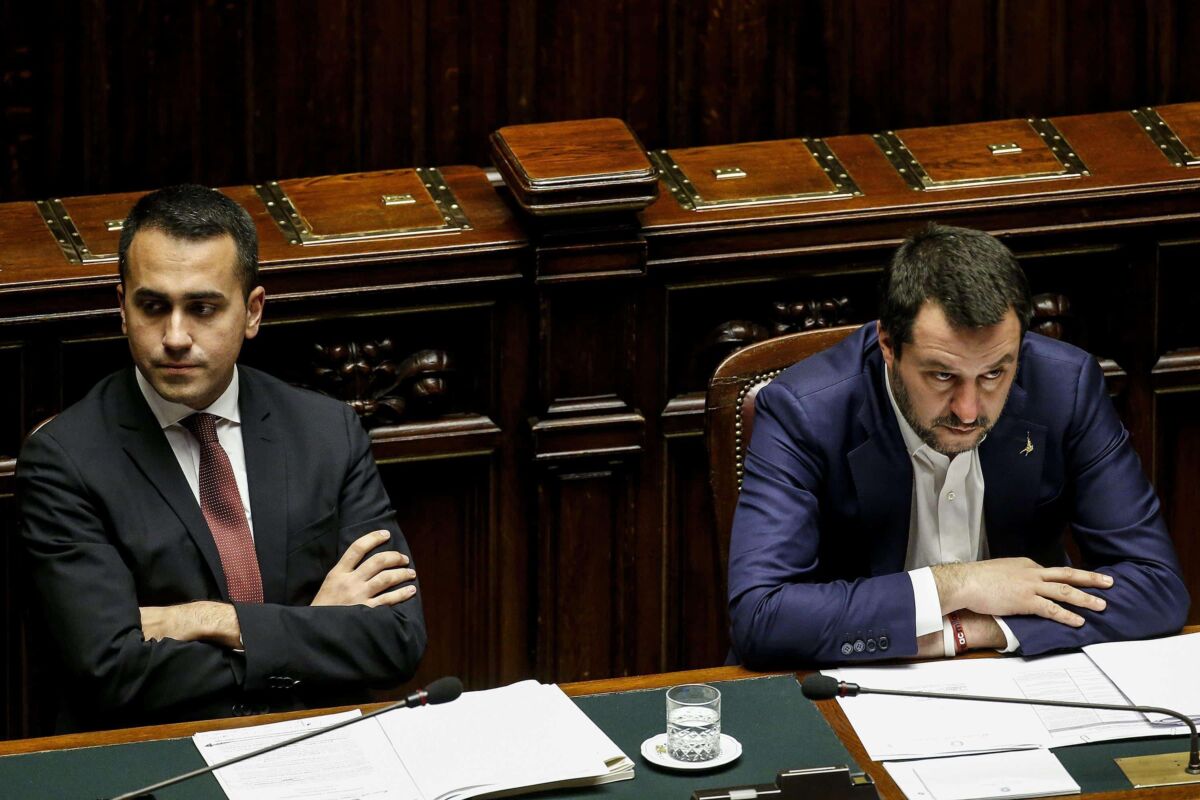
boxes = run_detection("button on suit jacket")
[18,365,427,731]
[728,324,1188,668]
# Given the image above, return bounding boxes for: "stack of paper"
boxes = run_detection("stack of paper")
[193,681,633,800]
[824,653,1174,761]
[824,631,1200,800]
[1084,633,1200,725]
[884,750,1079,800]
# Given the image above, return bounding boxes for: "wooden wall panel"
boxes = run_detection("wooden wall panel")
[379,456,498,693]
[6,1,1200,201]
[538,286,637,408]
[0,347,22,459]
[1155,390,1200,623]
[664,436,726,670]
[0,482,26,737]
[535,461,638,682]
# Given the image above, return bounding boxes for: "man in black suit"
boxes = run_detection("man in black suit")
[18,184,426,732]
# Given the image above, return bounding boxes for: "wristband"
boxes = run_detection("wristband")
[948,611,968,655]
[942,618,957,658]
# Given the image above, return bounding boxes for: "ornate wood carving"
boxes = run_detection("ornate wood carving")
[695,297,854,385]
[1030,292,1072,341]
[310,341,454,427]
[767,297,854,335]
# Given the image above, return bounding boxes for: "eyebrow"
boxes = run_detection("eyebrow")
[132,288,226,302]
[918,353,1016,372]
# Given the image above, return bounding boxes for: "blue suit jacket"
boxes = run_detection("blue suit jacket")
[728,324,1189,667]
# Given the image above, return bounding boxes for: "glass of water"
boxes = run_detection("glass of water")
[666,683,721,762]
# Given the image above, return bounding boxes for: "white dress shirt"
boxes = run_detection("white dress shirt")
[135,366,255,538]
[884,368,1018,653]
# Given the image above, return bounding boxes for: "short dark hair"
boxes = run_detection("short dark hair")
[879,223,1032,357]
[118,184,259,296]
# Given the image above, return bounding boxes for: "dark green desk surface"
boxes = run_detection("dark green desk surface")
[0,674,1192,799]
[0,675,853,800]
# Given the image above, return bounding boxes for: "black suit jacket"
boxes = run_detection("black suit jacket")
[17,365,427,731]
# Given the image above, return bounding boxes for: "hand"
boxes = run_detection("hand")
[933,558,1112,627]
[311,529,417,608]
[140,601,241,649]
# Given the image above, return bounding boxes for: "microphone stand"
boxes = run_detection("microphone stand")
[110,678,461,800]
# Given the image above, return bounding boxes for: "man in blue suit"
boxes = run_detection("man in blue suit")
[728,224,1188,667]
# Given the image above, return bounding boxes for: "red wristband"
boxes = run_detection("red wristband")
[948,612,968,655]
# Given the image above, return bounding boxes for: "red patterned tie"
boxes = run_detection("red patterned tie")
[182,413,264,603]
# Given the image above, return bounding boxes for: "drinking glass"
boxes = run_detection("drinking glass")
[665,683,721,761]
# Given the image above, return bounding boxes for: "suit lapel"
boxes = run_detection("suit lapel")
[847,368,914,576]
[980,381,1047,556]
[116,369,228,597]
[239,369,289,604]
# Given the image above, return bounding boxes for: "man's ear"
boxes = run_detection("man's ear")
[877,320,896,369]
[244,285,266,340]
[116,283,127,335]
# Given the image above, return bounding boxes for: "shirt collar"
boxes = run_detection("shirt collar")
[135,366,242,429]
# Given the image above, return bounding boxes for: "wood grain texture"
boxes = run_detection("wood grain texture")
[5,1,1200,201]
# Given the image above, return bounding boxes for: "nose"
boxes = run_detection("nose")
[949,381,979,425]
[162,309,192,352]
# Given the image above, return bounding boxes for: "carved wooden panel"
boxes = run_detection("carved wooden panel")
[1016,245,1131,362]
[245,304,494,425]
[0,346,23,458]
[0,479,24,738]
[664,436,727,670]
[58,331,128,411]
[1158,241,1200,354]
[374,455,500,694]
[1153,389,1200,626]
[538,285,638,410]
[665,269,880,400]
[535,460,639,682]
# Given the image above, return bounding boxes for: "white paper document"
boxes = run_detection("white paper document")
[191,681,632,800]
[378,681,633,800]
[1084,632,1200,725]
[884,749,1080,800]
[193,710,418,800]
[825,652,1180,761]
[826,659,1048,760]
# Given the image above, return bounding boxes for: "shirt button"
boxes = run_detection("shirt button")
[840,642,854,656]
[853,639,866,653]
[947,491,957,501]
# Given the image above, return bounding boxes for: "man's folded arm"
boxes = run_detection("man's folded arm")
[1002,356,1188,654]
[18,429,245,716]
[235,403,427,690]
[728,383,917,667]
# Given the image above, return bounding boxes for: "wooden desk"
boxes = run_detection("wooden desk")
[0,663,1193,799]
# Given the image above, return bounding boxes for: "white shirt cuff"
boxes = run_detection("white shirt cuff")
[994,617,1020,653]
[909,567,944,637]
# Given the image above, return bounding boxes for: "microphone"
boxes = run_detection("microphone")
[108,676,464,800]
[801,674,1200,776]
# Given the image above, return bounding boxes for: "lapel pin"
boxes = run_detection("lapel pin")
[1020,432,1034,457]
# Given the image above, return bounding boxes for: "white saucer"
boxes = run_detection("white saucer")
[640,733,742,770]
